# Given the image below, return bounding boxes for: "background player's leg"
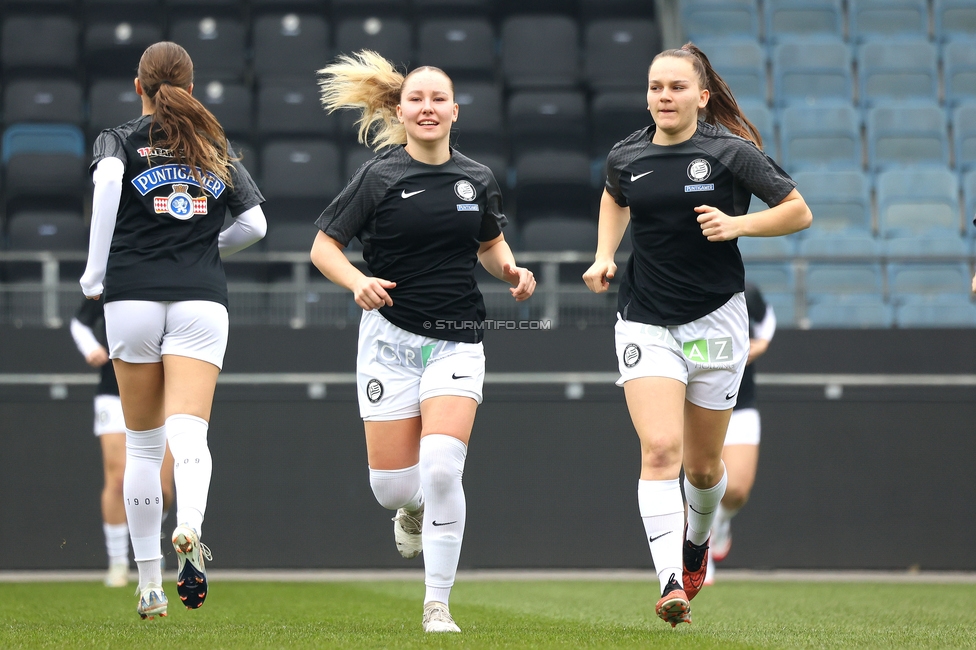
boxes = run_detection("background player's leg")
[99,432,129,586]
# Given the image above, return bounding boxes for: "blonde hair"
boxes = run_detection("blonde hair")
[317,50,453,151]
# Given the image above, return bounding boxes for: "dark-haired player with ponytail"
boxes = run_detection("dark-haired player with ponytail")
[80,42,266,620]
[583,43,811,627]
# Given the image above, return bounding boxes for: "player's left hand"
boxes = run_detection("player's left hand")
[503,264,536,302]
[696,205,740,242]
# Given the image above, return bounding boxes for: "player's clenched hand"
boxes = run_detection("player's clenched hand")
[696,205,740,241]
[583,259,616,294]
[353,276,396,310]
[503,264,536,302]
[85,347,110,368]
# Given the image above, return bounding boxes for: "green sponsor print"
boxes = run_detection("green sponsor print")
[681,337,734,363]
[421,343,436,368]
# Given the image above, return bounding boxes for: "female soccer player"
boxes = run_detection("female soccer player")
[705,282,776,584]
[80,41,266,619]
[70,296,175,588]
[582,43,811,627]
[311,50,535,633]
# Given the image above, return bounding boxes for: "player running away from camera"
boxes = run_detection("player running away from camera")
[583,43,811,627]
[70,296,176,589]
[80,42,266,619]
[311,51,535,634]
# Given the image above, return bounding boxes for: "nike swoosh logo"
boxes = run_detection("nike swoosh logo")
[451,373,471,380]
[432,520,457,526]
[631,171,653,181]
[725,392,737,400]
[401,189,425,198]
[649,531,672,542]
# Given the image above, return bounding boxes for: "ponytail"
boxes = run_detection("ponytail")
[652,42,763,149]
[138,42,233,188]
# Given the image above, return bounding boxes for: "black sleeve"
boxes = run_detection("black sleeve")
[603,128,651,207]
[315,152,405,246]
[90,129,126,175]
[75,297,103,327]
[479,169,507,241]
[225,142,265,216]
[712,137,797,208]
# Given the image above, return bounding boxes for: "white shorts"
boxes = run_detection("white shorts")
[357,309,485,421]
[614,293,749,410]
[724,407,761,446]
[93,394,125,436]
[104,300,229,369]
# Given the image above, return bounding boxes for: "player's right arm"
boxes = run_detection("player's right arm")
[583,190,630,294]
[310,231,395,310]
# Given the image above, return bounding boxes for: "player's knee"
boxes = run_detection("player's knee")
[723,485,751,509]
[420,461,460,495]
[684,465,723,489]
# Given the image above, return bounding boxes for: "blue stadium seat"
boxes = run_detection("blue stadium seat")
[772,40,853,107]
[680,0,760,43]
[417,18,495,81]
[806,263,884,297]
[696,41,767,104]
[857,41,939,107]
[888,263,972,298]
[501,16,580,89]
[944,42,976,107]
[762,292,796,327]
[736,236,796,261]
[895,295,976,327]
[737,100,776,157]
[935,0,976,42]
[964,170,976,239]
[779,105,861,172]
[791,171,872,235]
[883,231,969,259]
[867,104,949,171]
[876,169,961,236]
[2,124,85,163]
[743,262,794,294]
[799,232,881,259]
[953,105,976,172]
[584,19,660,92]
[252,14,329,82]
[849,0,929,43]
[764,0,843,44]
[806,294,893,328]
[336,17,413,70]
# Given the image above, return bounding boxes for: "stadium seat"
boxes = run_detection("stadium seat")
[883,231,969,259]
[895,295,976,327]
[88,80,142,135]
[888,263,972,298]
[331,0,406,17]
[964,170,976,239]
[2,123,85,162]
[934,0,976,42]
[252,14,329,82]
[343,144,377,181]
[580,0,660,18]
[501,16,580,89]
[507,91,587,155]
[584,19,660,92]
[742,262,794,294]
[857,41,939,107]
[169,17,247,82]
[1,15,79,74]
[590,91,649,158]
[806,295,893,328]
[848,0,929,43]
[197,80,252,139]
[806,263,884,297]
[764,0,844,44]
[260,140,341,223]
[798,231,881,259]
[736,236,796,261]
[414,0,494,13]
[736,100,776,156]
[791,170,872,235]
[866,104,949,171]
[513,151,594,223]
[772,40,853,107]
[694,41,767,104]
[3,80,84,125]
[336,17,412,69]
[876,168,961,236]
[779,105,861,172]
[417,18,495,80]
[452,82,506,154]
[944,41,976,107]
[952,105,976,172]
[519,218,598,253]
[84,20,162,78]
[264,221,320,252]
[257,82,335,138]
[680,0,760,43]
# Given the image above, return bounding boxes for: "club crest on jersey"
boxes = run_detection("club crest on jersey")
[687,158,711,182]
[131,164,226,199]
[154,184,207,220]
[454,180,476,201]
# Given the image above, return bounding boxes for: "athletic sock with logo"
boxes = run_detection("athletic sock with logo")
[104,522,129,567]
[419,434,467,606]
[684,464,728,546]
[165,414,212,537]
[124,425,166,590]
[369,463,424,512]
[638,479,685,593]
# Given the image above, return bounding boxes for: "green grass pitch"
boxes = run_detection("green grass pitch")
[1,580,975,648]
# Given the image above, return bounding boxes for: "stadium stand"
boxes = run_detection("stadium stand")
[764,0,844,44]
[417,18,495,80]
[583,19,660,92]
[169,17,248,82]
[772,40,854,108]
[680,0,761,43]
[848,0,929,43]
[944,41,976,107]
[780,105,861,171]
[857,40,939,107]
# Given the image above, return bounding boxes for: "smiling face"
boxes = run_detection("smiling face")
[396,68,458,150]
[646,55,709,144]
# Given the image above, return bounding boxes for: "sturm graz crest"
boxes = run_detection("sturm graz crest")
[622,343,641,368]
[454,180,476,201]
[366,378,384,404]
[687,159,711,182]
[153,183,207,220]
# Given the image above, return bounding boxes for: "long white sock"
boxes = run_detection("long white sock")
[715,502,738,529]
[419,434,467,606]
[103,522,129,566]
[124,425,165,590]
[684,465,728,546]
[638,479,685,593]
[369,464,423,511]
[166,414,212,537]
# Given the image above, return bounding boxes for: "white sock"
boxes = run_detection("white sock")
[716,502,739,525]
[136,559,162,588]
[103,522,129,566]
[124,425,165,590]
[638,479,685,593]
[166,414,212,537]
[419,434,467,606]
[684,465,728,546]
[369,464,423,512]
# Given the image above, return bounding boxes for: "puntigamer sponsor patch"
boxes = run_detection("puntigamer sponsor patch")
[684,184,715,192]
[131,164,227,198]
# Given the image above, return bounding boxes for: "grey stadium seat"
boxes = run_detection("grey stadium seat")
[253,14,329,82]
[257,82,336,139]
[4,79,84,125]
[336,17,412,69]
[417,18,495,81]
[260,140,341,223]
[169,17,247,82]
[507,90,587,156]
[584,19,660,92]
[501,16,580,89]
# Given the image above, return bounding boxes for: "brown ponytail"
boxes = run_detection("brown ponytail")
[138,42,233,187]
[651,42,763,149]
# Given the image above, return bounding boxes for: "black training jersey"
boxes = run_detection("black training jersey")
[735,283,769,411]
[91,115,264,307]
[315,146,506,343]
[606,121,795,325]
[74,299,119,397]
